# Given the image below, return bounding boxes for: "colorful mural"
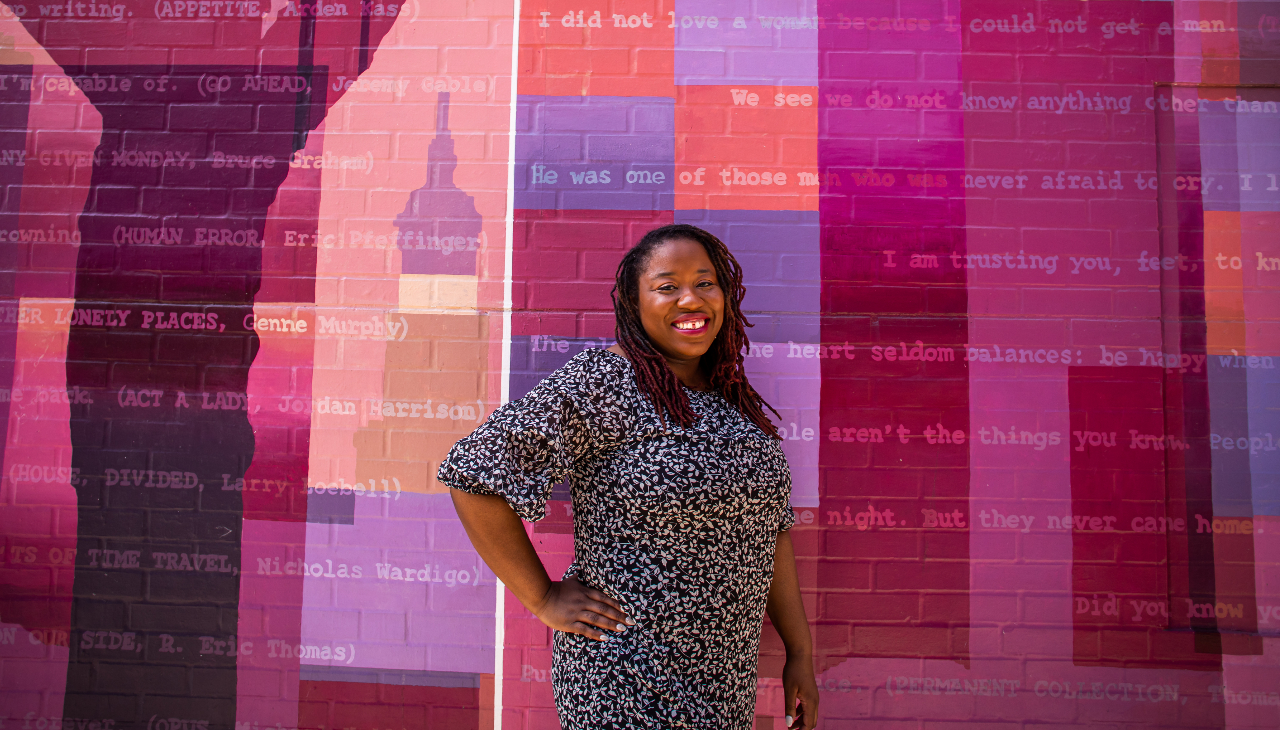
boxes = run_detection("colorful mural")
[0,0,1278,728]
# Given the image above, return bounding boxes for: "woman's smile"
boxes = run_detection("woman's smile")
[672,313,709,333]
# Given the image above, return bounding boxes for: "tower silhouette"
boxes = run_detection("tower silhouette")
[396,92,482,275]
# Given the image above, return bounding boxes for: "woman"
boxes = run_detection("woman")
[440,224,819,729]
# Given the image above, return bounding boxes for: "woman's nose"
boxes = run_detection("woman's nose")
[677,288,701,307]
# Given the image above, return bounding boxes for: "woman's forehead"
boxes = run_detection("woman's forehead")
[643,239,713,275]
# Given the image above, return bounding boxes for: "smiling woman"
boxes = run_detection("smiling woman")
[439,224,819,729]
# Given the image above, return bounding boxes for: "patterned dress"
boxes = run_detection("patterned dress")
[438,348,794,729]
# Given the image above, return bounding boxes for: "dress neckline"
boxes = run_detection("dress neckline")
[594,347,716,394]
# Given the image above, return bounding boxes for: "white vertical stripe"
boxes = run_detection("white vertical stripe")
[495,0,522,725]
[501,0,520,408]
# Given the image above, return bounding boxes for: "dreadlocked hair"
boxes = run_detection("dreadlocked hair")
[611,224,782,440]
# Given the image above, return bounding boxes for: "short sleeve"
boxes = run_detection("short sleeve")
[438,352,620,522]
[775,473,796,532]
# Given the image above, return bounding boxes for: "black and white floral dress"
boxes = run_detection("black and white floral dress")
[438,348,794,729]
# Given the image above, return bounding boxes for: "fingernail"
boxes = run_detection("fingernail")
[615,623,626,631]
[624,617,635,626]
[785,716,793,726]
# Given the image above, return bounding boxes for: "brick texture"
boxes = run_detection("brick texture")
[1,0,1279,729]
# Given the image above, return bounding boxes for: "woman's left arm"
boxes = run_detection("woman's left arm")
[766,531,819,730]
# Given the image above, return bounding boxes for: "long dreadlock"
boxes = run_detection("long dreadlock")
[611,224,782,440]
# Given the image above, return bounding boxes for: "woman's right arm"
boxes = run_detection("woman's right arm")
[451,488,633,640]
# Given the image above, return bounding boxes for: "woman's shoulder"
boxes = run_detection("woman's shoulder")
[539,347,641,441]
[546,346,633,397]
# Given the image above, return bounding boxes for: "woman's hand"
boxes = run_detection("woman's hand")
[530,576,634,640]
[782,653,819,729]
[449,492,634,642]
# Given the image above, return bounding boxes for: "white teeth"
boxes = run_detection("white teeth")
[675,320,703,330]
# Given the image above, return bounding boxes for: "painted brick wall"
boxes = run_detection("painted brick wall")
[1,0,1279,729]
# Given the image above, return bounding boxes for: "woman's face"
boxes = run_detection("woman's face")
[636,238,725,363]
